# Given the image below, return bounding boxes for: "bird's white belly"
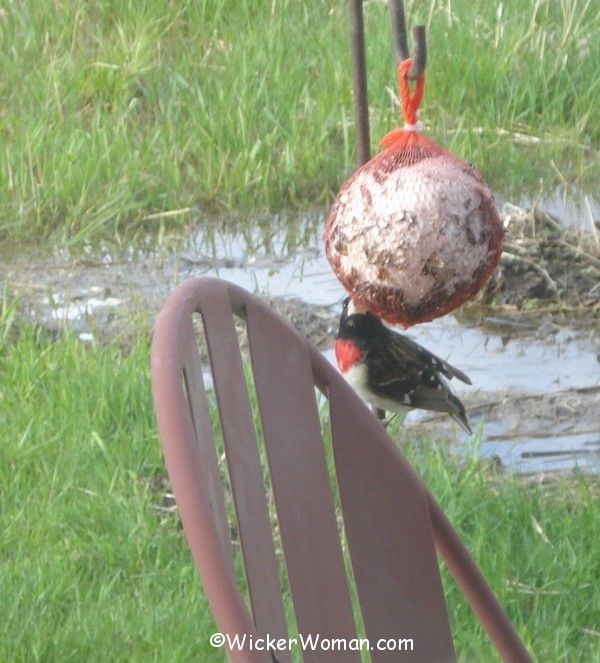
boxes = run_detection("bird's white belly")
[344,363,411,414]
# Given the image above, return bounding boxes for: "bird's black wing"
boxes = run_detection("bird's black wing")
[366,331,472,433]
[399,334,472,384]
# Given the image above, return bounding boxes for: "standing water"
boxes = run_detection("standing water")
[2,196,599,474]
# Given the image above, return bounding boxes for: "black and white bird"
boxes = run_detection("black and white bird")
[335,297,472,433]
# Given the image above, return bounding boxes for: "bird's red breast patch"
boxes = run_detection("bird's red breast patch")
[335,339,362,373]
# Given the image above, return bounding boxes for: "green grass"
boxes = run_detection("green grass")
[0,320,219,661]
[1,306,599,661]
[0,0,598,244]
[2,3,598,659]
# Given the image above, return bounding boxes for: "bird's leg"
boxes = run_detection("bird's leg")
[373,406,396,429]
[372,405,397,428]
[383,412,400,429]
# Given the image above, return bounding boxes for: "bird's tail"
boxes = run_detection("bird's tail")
[450,397,472,434]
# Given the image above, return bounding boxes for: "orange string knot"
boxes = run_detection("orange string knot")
[398,58,425,128]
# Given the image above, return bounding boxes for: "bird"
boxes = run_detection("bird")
[335,297,472,433]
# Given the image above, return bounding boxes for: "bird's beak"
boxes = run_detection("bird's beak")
[347,298,369,316]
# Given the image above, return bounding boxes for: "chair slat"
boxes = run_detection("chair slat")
[201,291,290,656]
[182,333,232,562]
[328,378,456,663]
[246,300,360,662]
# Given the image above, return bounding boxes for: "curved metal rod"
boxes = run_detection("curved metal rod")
[389,0,427,79]
[407,25,427,78]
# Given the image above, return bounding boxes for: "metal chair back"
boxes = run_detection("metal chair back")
[151,277,531,662]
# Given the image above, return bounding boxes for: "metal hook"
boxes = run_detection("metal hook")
[388,0,427,79]
[348,0,427,167]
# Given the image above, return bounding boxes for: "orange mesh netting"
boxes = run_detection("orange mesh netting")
[324,57,503,327]
[378,58,446,165]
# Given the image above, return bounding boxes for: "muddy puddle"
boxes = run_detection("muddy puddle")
[2,200,599,475]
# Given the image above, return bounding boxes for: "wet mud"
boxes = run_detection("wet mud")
[1,203,598,474]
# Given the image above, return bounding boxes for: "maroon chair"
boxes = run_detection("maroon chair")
[151,277,532,662]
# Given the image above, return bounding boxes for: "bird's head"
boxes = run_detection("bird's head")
[338,296,384,340]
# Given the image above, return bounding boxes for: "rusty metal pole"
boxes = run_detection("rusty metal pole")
[348,0,370,166]
[349,0,386,422]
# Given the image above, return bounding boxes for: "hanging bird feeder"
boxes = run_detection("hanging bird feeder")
[325,3,502,328]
